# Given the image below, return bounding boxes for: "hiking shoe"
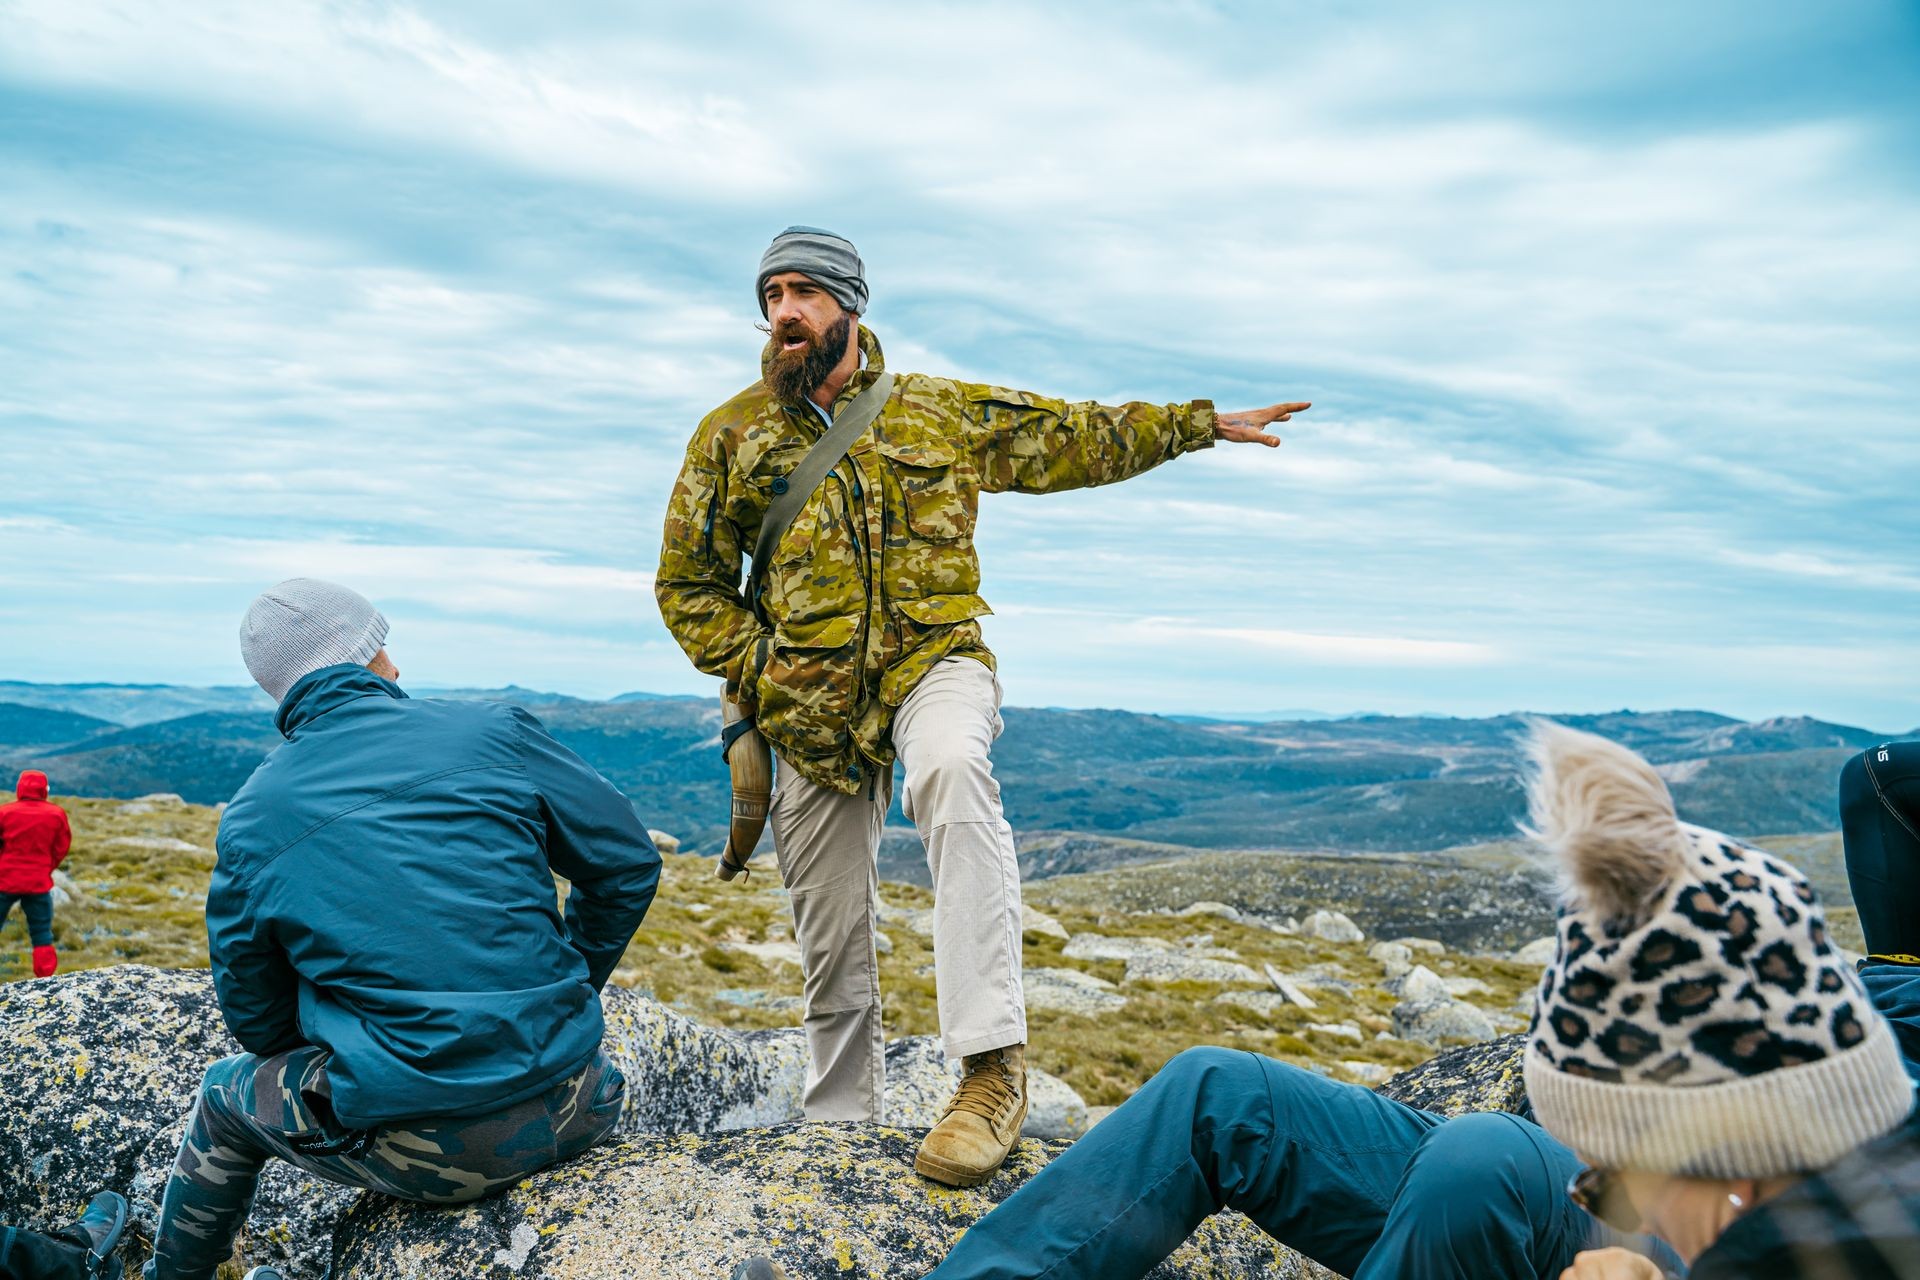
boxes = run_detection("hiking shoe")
[241,1267,286,1280]
[729,1259,787,1279]
[914,1044,1027,1188]
[70,1190,127,1279]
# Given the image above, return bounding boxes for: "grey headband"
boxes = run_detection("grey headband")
[756,225,867,318]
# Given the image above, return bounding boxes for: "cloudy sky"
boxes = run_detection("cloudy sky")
[2,0,1916,728]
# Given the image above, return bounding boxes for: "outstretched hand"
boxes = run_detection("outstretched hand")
[1215,401,1309,448]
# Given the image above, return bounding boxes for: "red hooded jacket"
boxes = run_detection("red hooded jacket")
[0,771,72,896]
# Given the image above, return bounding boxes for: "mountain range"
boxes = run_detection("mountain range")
[0,682,1901,877]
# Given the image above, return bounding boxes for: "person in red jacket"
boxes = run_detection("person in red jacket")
[0,769,73,978]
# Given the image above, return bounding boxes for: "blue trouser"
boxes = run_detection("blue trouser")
[928,1047,1677,1280]
[0,892,53,947]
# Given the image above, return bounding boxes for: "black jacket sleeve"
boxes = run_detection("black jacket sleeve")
[510,707,661,989]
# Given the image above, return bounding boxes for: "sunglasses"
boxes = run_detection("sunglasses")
[1568,1165,1643,1235]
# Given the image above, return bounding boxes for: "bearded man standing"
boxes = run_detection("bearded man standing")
[655,226,1307,1187]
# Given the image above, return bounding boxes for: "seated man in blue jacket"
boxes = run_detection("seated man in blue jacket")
[144,579,661,1280]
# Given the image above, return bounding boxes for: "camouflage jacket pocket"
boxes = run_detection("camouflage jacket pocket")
[876,437,974,543]
[880,594,992,707]
[757,613,862,760]
[893,593,992,627]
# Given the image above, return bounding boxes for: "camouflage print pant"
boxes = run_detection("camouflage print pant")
[144,1045,624,1280]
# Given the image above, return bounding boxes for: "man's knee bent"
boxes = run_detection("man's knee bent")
[196,1054,257,1104]
[1400,1113,1563,1219]
[902,746,998,829]
[1144,1046,1269,1112]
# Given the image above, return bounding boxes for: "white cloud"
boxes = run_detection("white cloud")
[1112,617,1503,667]
[0,0,795,198]
[1718,549,1920,594]
[1,0,1915,730]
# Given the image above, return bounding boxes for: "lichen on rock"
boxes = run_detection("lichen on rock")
[330,1124,1331,1280]
[1374,1033,1528,1118]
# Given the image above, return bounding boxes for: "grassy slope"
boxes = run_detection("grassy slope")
[0,797,1853,1107]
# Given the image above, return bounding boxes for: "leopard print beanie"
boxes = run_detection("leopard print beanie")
[1521,721,1914,1177]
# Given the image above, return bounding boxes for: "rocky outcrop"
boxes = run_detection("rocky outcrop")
[330,1125,1329,1280]
[1390,996,1498,1047]
[1303,910,1363,944]
[2,966,1535,1280]
[1367,940,1412,979]
[1021,904,1070,942]
[1382,964,1498,1048]
[0,967,1090,1278]
[1511,936,1557,966]
[1024,966,1128,1015]
[329,1040,1535,1279]
[1062,932,1263,987]
[1123,952,1262,986]
[0,967,231,1235]
[1374,1033,1527,1118]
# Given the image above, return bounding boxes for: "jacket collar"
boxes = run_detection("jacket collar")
[276,663,408,738]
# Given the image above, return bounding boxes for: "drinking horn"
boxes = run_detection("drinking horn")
[716,692,772,881]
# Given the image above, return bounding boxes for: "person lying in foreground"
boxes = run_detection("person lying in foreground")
[142,579,661,1280]
[733,723,1920,1280]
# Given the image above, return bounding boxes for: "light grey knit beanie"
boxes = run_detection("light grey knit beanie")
[239,578,390,704]
[1521,721,1913,1177]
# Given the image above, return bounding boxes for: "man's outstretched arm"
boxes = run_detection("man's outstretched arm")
[960,383,1308,494]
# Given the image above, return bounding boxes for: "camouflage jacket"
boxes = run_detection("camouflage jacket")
[655,326,1216,793]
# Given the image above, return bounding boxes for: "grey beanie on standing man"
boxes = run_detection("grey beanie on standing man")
[756,226,868,317]
[239,578,389,704]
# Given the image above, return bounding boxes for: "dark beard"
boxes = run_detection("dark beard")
[765,313,853,405]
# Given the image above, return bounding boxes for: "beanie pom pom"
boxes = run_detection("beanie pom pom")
[1523,720,1686,925]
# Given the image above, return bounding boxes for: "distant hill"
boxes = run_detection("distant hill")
[23,712,284,803]
[0,702,118,752]
[413,685,588,708]
[0,682,1897,866]
[0,682,270,726]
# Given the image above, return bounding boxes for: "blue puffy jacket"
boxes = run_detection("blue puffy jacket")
[208,664,660,1127]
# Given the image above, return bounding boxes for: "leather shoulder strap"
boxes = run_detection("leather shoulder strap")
[746,371,896,622]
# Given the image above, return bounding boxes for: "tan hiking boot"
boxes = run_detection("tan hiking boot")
[914,1044,1028,1187]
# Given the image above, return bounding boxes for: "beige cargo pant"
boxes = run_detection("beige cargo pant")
[769,656,1027,1121]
